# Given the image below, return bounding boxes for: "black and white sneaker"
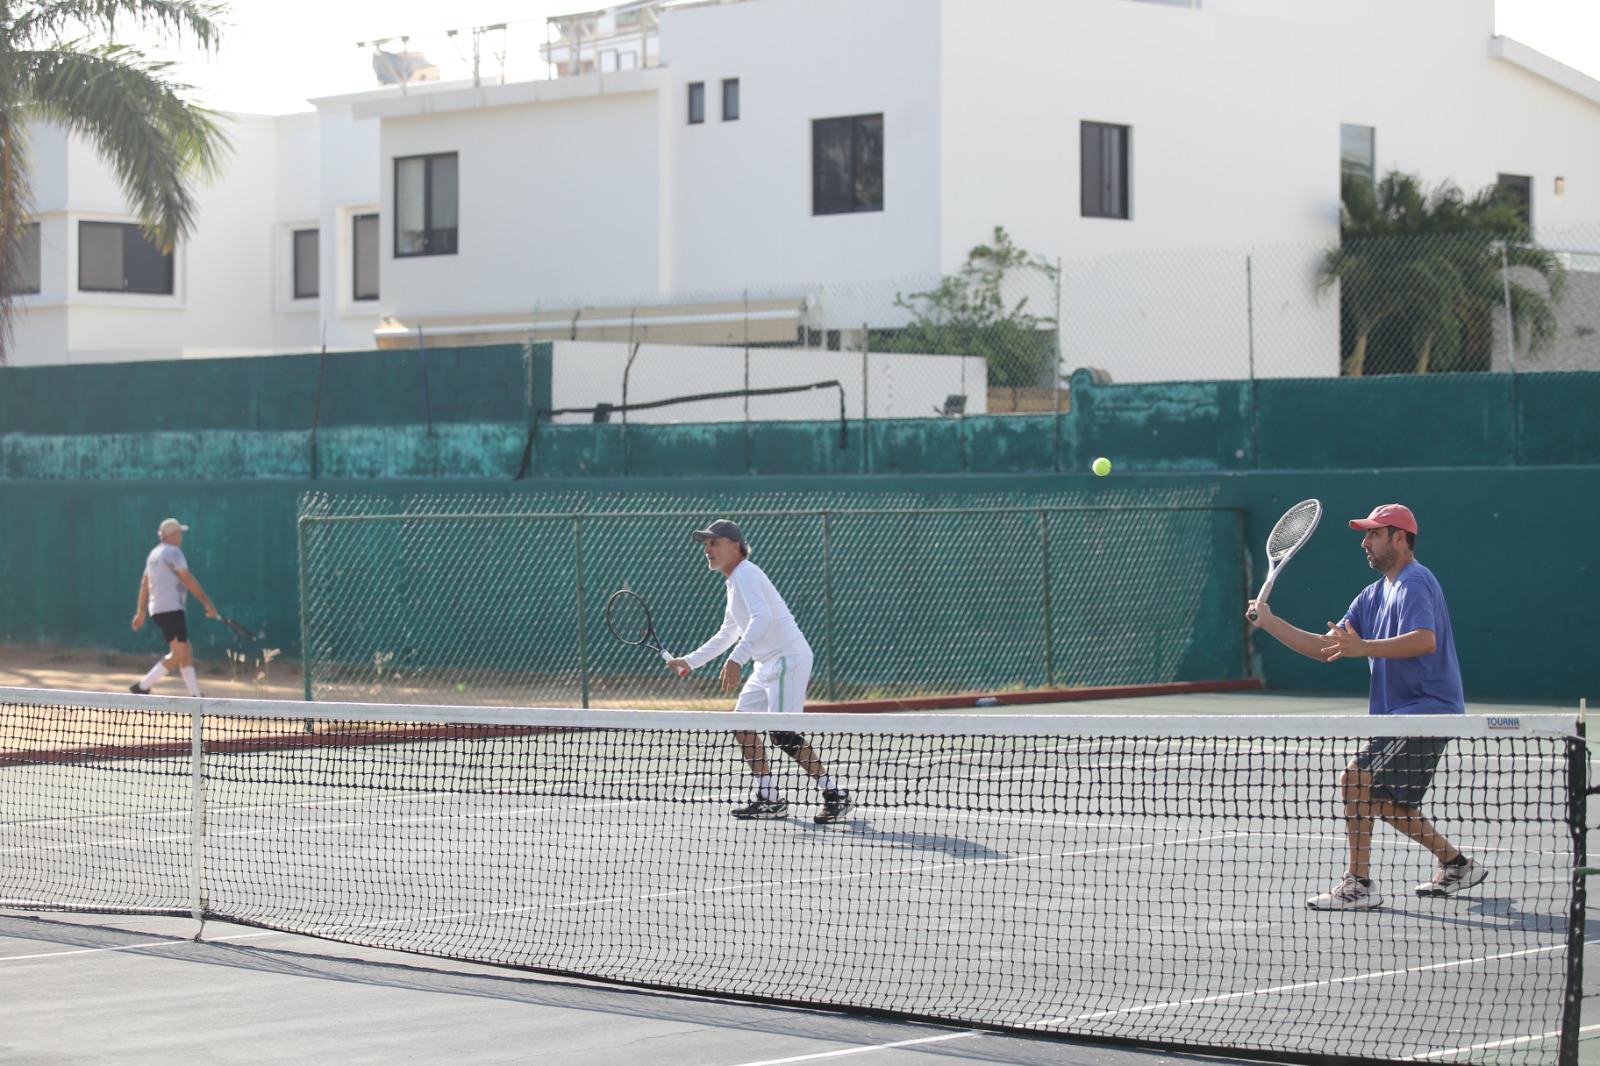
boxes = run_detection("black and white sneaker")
[813,789,855,825]
[731,795,789,820]
[128,683,150,695]
[1416,857,1488,897]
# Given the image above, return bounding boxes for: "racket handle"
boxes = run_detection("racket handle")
[1247,578,1275,622]
[660,649,688,677]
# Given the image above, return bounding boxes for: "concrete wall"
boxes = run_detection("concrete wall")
[369,74,666,317]
[661,0,944,289]
[549,341,988,422]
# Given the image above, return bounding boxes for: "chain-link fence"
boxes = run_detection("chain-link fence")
[298,489,1247,707]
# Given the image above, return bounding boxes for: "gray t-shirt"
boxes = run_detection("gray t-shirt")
[145,543,189,614]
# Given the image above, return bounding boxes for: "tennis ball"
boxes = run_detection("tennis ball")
[1092,456,1112,477]
[455,682,466,693]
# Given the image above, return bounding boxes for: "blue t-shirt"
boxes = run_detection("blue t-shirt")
[1341,561,1464,715]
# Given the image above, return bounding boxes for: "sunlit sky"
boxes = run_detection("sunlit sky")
[122,0,1600,116]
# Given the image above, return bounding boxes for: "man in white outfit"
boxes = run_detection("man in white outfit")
[667,519,854,825]
[130,517,218,697]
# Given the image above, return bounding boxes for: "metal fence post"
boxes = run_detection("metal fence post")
[743,289,753,475]
[573,514,591,708]
[1053,257,1064,473]
[860,323,871,474]
[297,515,314,702]
[1501,244,1522,465]
[1246,253,1259,468]
[821,511,837,700]
[1038,509,1056,687]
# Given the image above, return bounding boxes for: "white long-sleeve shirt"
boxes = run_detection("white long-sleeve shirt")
[683,559,810,669]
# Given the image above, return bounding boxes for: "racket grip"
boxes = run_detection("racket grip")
[1247,579,1275,621]
[660,649,688,677]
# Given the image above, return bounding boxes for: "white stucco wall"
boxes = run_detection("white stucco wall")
[7,0,1598,373]
[310,99,383,351]
[549,341,987,423]
[363,73,664,320]
[660,0,943,291]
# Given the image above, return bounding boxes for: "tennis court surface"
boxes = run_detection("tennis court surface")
[3,686,1596,1066]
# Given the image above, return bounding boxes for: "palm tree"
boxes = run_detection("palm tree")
[1320,171,1565,375]
[0,1,231,361]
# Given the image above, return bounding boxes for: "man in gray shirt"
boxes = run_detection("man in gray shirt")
[130,518,218,697]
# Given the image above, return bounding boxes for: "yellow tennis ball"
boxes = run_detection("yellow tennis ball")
[1092,456,1112,476]
[455,682,466,693]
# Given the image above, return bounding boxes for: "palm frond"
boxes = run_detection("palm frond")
[8,1,226,52]
[0,115,38,354]
[20,44,231,247]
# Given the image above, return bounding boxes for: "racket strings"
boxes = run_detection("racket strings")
[605,592,654,646]
[1266,502,1320,560]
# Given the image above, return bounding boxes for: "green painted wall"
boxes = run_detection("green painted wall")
[0,350,1593,703]
[6,357,1598,480]
[0,469,1592,704]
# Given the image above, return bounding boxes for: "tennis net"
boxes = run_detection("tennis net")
[0,687,1585,1066]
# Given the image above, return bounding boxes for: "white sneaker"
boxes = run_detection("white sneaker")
[1307,873,1384,911]
[1416,857,1488,897]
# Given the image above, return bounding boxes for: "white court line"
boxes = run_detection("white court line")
[1036,939,1600,1026]
[1405,1022,1600,1060]
[719,1032,981,1065]
[0,929,282,962]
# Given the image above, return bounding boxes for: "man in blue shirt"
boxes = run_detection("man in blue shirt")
[1247,503,1486,911]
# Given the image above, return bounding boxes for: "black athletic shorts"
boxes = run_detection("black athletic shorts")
[152,610,189,644]
[1353,735,1450,809]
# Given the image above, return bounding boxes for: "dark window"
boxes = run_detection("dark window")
[688,81,705,124]
[292,228,319,299]
[1340,124,1375,187]
[78,221,173,294]
[812,113,884,216]
[353,213,379,301]
[1496,173,1532,226]
[12,222,40,295]
[394,152,458,257]
[1081,121,1130,219]
[722,78,740,121]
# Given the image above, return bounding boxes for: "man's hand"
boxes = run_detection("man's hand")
[131,610,145,632]
[666,657,690,678]
[720,658,743,693]
[204,603,220,620]
[1246,600,1273,628]
[1320,619,1365,662]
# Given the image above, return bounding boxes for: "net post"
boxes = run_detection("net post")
[296,514,314,705]
[189,707,207,930]
[1038,509,1056,687]
[1560,729,1588,1066]
[821,510,836,700]
[573,514,591,709]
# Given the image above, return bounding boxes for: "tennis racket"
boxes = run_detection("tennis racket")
[1247,499,1322,621]
[214,614,261,643]
[605,588,687,677]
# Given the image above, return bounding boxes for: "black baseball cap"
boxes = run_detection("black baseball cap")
[691,519,745,544]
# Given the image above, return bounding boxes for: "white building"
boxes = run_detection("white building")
[8,0,1599,379]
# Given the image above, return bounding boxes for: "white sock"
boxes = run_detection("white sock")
[141,663,168,688]
[756,774,777,800]
[819,775,838,793]
[179,665,200,697]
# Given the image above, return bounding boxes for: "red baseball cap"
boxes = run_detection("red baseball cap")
[1348,503,1418,534]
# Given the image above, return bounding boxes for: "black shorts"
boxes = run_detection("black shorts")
[152,610,189,644]
[1353,735,1450,809]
